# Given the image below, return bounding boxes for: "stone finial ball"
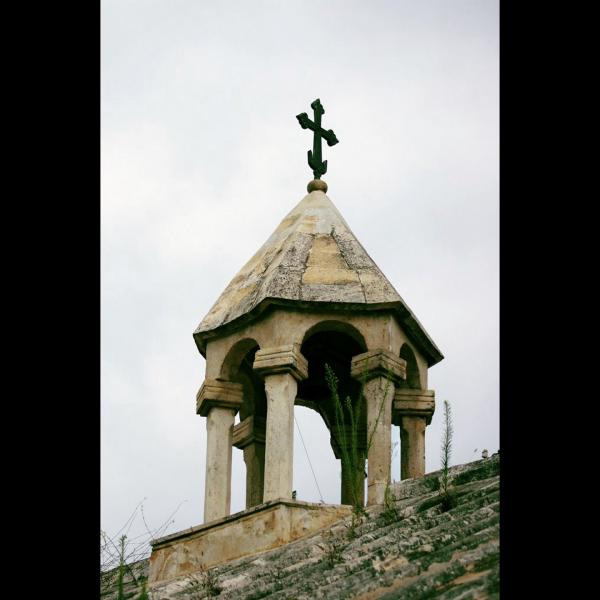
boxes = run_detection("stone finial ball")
[307,179,328,193]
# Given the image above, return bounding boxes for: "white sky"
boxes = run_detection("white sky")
[101,0,498,548]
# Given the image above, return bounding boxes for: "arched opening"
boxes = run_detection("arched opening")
[298,321,367,410]
[220,338,267,421]
[398,343,421,390]
[397,343,422,483]
[220,339,266,511]
[297,322,368,506]
[301,319,367,351]
[292,405,339,504]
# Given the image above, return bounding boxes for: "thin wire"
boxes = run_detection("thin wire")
[294,415,324,503]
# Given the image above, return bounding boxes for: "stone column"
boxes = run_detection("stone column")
[351,350,406,506]
[392,389,435,480]
[253,344,308,503]
[196,379,243,523]
[233,415,266,509]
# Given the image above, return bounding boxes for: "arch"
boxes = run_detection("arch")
[219,338,267,511]
[399,343,421,389]
[292,404,339,504]
[298,322,368,506]
[301,320,368,353]
[219,338,266,421]
[220,338,260,380]
[298,326,365,412]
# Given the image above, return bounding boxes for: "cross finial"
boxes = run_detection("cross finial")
[296,98,339,191]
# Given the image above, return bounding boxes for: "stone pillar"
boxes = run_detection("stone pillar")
[392,389,435,480]
[253,344,308,503]
[351,350,406,506]
[233,415,266,509]
[196,379,243,523]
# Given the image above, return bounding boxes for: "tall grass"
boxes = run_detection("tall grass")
[439,399,455,511]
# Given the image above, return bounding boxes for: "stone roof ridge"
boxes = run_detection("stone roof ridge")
[195,190,406,333]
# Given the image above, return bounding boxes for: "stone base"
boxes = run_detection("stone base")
[148,499,352,586]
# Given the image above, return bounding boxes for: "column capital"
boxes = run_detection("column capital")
[232,415,266,449]
[350,349,406,384]
[196,379,243,417]
[252,343,308,381]
[392,389,435,425]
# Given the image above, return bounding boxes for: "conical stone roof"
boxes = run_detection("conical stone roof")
[194,190,443,366]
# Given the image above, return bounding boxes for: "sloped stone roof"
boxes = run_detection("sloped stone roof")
[105,456,499,599]
[100,558,148,599]
[193,190,443,366]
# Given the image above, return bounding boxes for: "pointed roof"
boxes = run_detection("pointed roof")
[194,190,443,366]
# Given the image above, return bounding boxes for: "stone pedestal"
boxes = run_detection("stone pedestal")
[148,499,352,588]
[233,415,266,509]
[196,379,243,522]
[253,344,308,502]
[351,350,406,505]
[393,389,435,480]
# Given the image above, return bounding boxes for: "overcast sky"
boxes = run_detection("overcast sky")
[101,0,498,550]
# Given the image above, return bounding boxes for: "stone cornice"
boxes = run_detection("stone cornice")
[232,415,266,449]
[252,344,309,381]
[350,349,407,384]
[196,379,244,417]
[392,389,435,425]
[193,300,444,369]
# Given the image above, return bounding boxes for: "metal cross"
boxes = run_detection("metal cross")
[296,98,339,179]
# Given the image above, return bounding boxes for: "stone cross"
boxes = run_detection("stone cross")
[296,98,339,179]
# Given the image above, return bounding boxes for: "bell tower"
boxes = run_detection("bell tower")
[194,101,443,522]
[149,100,444,587]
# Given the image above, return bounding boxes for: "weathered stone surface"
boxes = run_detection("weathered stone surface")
[351,349,407,383]
[302,235,361,285]
[232,415,266,449]
[393,389,435,425]
[105,456,499,599]
[261,372,298,502]
[233,417,267,508]
[193,190,443,368]
[148,500,352,587]
[196,379,243,417]
[301,281,366,303]
[399,415,427,480]
[204,406,236,522]
[363,376,395,506]
[252,344,309,382]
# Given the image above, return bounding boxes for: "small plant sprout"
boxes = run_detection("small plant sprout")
[380,482,399,525]
[117,535,126,600]
[321,530,346,569]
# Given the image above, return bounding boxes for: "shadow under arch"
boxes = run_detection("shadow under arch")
[301,319,367,353]
[297,320,369,505]
[219,338,266,421]
[220,338,267,510]
[298,322,367,417]
[398,343,421,390]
